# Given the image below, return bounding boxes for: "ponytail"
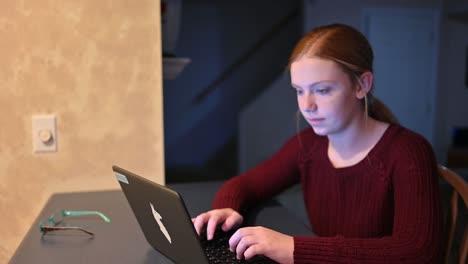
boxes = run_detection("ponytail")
[368,95,399,125]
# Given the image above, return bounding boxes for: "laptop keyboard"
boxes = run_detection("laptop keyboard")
[200,228,277,264]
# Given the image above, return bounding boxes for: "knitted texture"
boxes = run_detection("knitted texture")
[212,125,442,263]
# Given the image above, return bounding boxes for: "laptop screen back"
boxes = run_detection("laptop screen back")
[112,165,209,264]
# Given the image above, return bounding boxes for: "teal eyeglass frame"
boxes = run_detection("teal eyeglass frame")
[39,210,111,236]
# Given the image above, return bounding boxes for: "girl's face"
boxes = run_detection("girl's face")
[290,57,362,137]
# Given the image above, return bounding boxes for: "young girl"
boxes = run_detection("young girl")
[192,24,442,264]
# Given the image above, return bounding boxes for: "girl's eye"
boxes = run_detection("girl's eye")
[316,88,330,95]
[294,88,303,95]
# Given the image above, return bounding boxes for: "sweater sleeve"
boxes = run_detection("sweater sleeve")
[293,134,443,263]
[212,131,306,214]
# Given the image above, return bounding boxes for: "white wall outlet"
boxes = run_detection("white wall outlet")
[32,114,57,153]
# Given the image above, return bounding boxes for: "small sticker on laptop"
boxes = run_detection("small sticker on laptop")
[115,172,129,184]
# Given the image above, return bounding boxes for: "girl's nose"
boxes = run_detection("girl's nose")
[302,95,317,113]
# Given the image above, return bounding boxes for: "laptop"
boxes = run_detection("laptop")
[112,165,276,264]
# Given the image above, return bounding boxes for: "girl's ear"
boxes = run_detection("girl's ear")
[355,72,373,99]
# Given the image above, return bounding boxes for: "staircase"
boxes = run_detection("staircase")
[164,1,302,182]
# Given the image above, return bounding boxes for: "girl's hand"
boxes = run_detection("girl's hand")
[191,208,243,240]
[229,226,294,264]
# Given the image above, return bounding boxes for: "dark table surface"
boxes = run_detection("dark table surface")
[10,181,314,264]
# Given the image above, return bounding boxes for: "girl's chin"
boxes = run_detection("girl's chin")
[310,126,329,136]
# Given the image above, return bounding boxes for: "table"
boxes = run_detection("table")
[10,181,314,263]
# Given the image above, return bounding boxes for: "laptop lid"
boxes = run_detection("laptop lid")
[112,165,209,264]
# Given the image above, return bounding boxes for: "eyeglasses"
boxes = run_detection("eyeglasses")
[39,210,111,236]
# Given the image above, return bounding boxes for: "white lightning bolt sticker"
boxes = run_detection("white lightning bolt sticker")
[150,203,172,244]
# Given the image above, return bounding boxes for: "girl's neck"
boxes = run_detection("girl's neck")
[327,115,388,162]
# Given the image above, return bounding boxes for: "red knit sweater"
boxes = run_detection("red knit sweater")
[212,125,443,263]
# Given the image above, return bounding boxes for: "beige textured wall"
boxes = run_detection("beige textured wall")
[0,0,164,262]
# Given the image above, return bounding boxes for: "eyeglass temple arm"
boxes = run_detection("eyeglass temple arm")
[62,210,111,223]
[41,226,95,236]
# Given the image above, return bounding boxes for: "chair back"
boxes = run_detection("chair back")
[438,165,468,264]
